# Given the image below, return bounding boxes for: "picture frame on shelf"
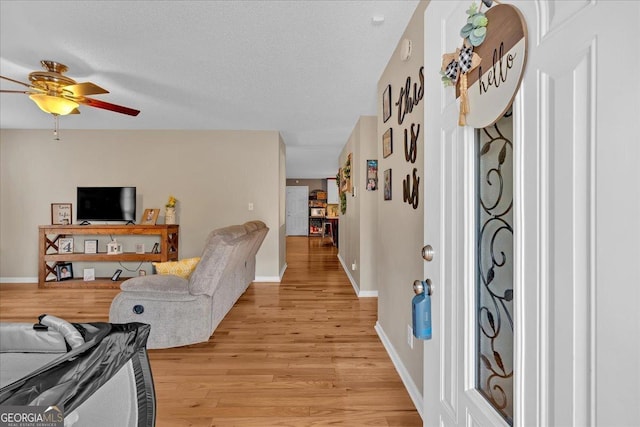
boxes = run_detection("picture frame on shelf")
[383,84,392,123]
[382,128,393,158]
[83,268,95,281]
[51,203,72,225]
[58,238,74,254]
[84,239,98,254]
[111,269,123,281]
[56,263,73,281]
[141,208,159,225]
[135,243,145,254]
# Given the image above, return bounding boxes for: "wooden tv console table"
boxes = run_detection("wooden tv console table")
[38,224,179,288]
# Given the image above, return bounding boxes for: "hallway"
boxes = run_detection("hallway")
[0,236,422,426]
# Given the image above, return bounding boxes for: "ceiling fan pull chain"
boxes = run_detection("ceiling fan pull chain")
[53,114,60,141]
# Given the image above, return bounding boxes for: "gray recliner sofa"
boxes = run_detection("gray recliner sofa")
[109,221,268,349]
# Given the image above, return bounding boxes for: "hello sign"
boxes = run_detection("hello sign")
[443,3,528,128]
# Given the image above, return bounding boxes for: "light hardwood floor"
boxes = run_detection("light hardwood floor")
[0,236,422,427]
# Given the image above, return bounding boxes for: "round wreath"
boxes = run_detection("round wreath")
[440,0,495,125]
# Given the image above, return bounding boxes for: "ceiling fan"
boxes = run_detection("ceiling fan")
[0,60,140,117]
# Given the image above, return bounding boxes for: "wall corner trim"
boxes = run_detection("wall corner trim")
[336,255,377,297]
[337,254,360,297]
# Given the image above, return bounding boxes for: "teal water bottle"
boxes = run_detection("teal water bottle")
[412,280,432,340]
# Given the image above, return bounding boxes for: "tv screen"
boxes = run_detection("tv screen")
[77,187,136,222]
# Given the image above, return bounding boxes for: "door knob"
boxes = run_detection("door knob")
[413,278,434,296]
[422,245,434,261]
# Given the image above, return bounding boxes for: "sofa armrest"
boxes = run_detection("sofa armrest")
[120,274,189,293]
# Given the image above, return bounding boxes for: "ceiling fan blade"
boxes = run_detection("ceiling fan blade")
[63,82,109,96]
[0,89,37,94]
[0,75,44,92]
[79,97,140,116]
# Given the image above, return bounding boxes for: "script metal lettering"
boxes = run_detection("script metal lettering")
[395,67,424,125]
[403,168,420,209]
[404,123,420,164]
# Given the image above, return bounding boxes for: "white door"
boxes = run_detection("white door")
[422,1,639,426]
[286,186,309,236]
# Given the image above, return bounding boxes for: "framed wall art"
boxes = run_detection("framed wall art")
[340,153,352,193]
[383,128,393,158]
[384,169,392,201]
[366,160,378,191]
[51,203,72,225]
[383,84,392,123]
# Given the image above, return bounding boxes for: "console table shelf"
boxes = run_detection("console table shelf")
[38,224,179,289]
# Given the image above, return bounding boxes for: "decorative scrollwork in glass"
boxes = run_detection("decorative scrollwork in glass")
[476,111,514,425]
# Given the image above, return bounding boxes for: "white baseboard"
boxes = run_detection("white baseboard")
[254,262,287,283]
[279,262,287,281]
[358,290,378,297]
[337,254,378,298]
[254,276,281,282]
[375,321,423,420]
[337,253,359,295]
[0,277,37,283]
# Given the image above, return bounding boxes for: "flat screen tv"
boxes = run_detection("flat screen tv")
[77,187,136,222]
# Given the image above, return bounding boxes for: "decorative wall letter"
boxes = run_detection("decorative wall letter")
[404,123,420,164]
[403,168,420,209]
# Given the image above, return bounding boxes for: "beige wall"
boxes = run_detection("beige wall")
[338,121,360,287]
[338,116,377,295]
[0,129,285,281]
[376,1,427,395]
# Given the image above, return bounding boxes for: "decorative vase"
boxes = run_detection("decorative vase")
[165,207,176,224]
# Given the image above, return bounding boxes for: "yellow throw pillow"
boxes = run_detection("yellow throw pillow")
[152,257,201,279]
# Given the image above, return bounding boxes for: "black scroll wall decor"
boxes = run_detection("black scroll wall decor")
[395,66,424,210]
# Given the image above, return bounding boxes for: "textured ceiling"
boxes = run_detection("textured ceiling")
[0,0,419,178]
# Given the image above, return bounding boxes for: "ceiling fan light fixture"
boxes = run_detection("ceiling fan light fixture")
[28,94,79,116]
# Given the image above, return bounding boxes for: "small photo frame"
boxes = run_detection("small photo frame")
[135,243,145,254]
[83,268,95,281]
[84,239,98,254]
[56,262,73,281]
[382,128,393,158]
[383,84,392,123]
[51,203,72,225]
[141,208,159,225]
[384,169,392,201]
[366,160,378,191]
[58,238,74,254]
[111,269,123,281]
